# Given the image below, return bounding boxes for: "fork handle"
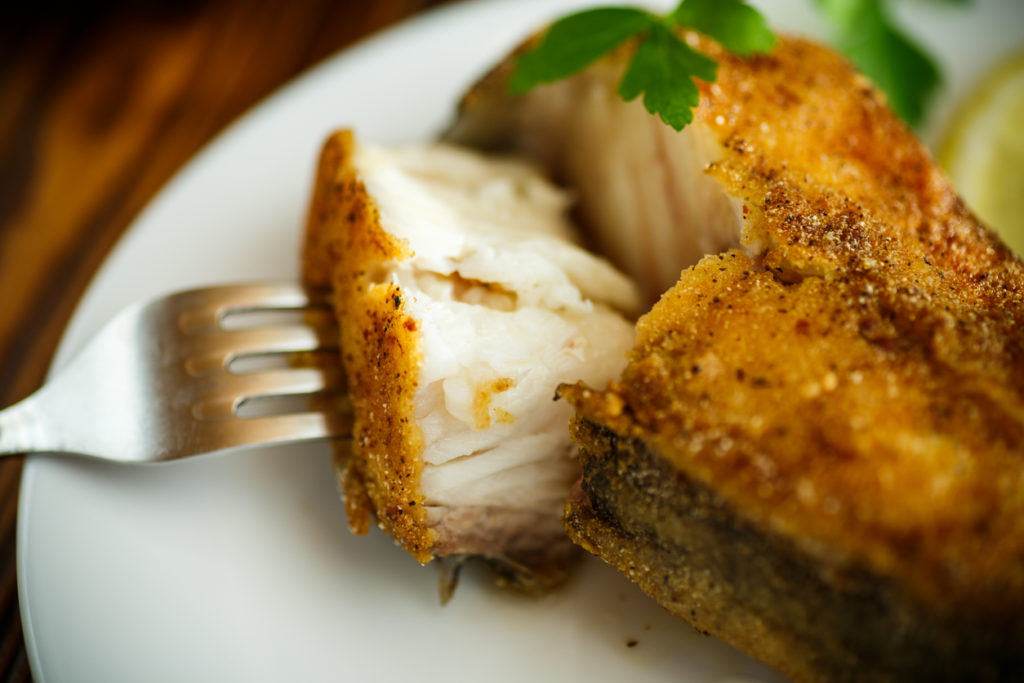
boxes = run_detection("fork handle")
[0,394,51,456]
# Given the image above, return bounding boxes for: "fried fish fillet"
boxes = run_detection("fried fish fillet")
[302,131,637,589]
[450,32,1024,680]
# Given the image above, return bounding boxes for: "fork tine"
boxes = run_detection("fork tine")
[172,412,353,460]
[239,411,352,442]
[182,326,339,376]
[189,366,347,418]
[172,282,332,332]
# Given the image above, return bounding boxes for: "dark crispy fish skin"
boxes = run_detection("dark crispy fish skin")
[457,31,1024,681]
[564,415,1022,682]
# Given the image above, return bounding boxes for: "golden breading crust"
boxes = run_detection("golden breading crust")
[302,130,434,562]
[555,35,1024,681]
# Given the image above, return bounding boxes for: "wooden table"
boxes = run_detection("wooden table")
[0,1,448,678]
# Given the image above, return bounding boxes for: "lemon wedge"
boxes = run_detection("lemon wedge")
[940,50,1024,256]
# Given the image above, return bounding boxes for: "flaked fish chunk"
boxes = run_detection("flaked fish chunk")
[302,131,637,588]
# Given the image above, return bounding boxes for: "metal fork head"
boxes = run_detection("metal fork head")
[4,282,352,462]
[154,282,352,458]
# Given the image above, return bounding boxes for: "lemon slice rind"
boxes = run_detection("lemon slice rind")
[940,50,1024,257]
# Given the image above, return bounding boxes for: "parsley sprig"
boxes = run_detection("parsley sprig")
[509,0,776,131]
[511,0,966,130]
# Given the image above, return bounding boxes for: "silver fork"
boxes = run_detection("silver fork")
[0,283,351,461]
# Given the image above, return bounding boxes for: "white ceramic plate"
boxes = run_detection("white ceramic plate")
[18,1,1023,681]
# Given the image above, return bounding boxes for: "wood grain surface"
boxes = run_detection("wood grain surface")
[0,1,448,679]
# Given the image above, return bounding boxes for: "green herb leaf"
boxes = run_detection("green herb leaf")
[670,0,776,57]
[509,1,775,131]
[618,24,718,130]
[815,0,941,126]
[508,8,653,94]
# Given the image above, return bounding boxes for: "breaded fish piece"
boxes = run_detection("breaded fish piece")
[302,131,637,589]
[451,32,1024,680]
